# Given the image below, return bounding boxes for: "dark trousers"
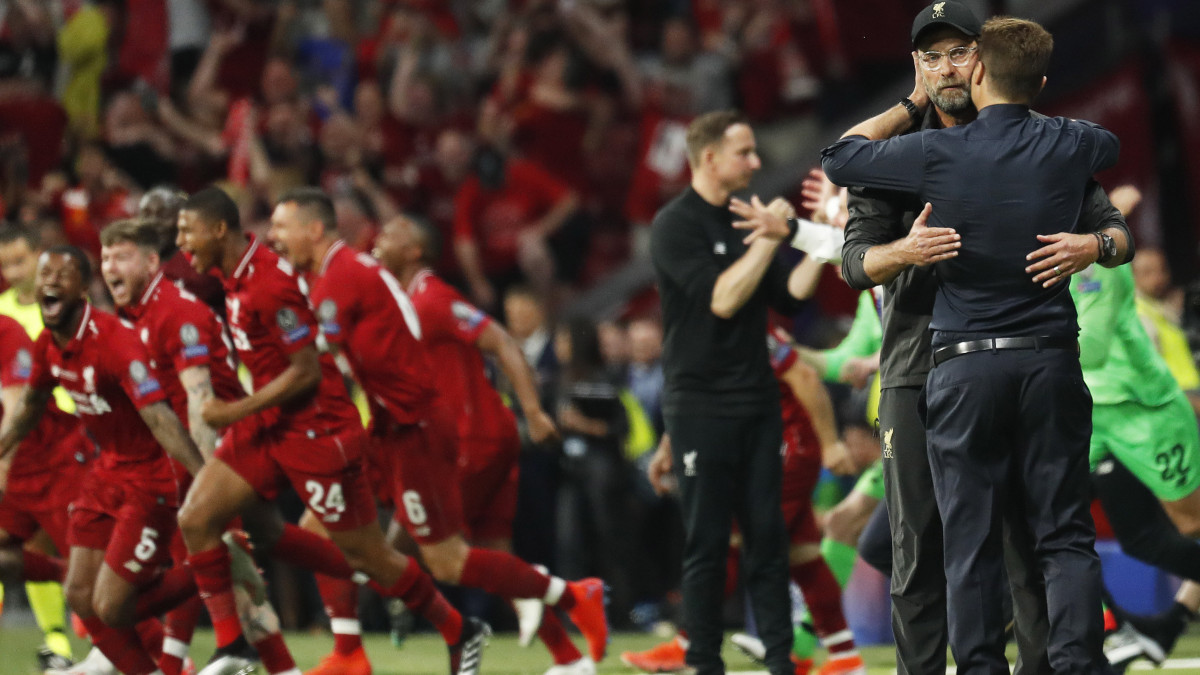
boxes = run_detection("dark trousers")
[924,349,1111,675]
[665,412,793,675]
[882,386,1051,675]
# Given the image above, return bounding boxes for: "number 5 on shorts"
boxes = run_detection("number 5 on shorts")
[306,480,346,522]
[135,527,159,562]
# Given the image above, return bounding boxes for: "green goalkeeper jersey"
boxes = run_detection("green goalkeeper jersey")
[1071,264,1179,407]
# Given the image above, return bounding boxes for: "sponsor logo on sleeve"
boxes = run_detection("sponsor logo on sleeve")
[276,307,311,344]
[180,323,209,359]
[451,301,486,330]
[14,348,31,378]
[130,360,162,397]
[317,299,341,336]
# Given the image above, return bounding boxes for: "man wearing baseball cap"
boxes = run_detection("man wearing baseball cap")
[837,2,1132,674]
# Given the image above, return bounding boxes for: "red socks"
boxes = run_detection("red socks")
[22,550,66,582]
[270,524,354,579]
[253,633,298,674]
[160,596,203,675]
[459,548,553,600]
[188,546,242,647]
[535,607,583,665]
[136,566,199,620]
[315,574,362,654]
[370,558,463,645]
[82,616,160,675]
[791,559,855,654]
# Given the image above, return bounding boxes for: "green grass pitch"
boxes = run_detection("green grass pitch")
[3,626,1200,674]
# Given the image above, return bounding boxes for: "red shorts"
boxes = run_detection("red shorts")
[0,432,93,554]
[215,417,376,532]
[780,423,822,546]
[458,430,521,542]
[368,407,463,545]
[68,470,178,586]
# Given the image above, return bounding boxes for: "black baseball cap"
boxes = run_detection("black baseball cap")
[911,1,982,48]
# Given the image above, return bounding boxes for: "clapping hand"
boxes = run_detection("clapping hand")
[731,195,796,245]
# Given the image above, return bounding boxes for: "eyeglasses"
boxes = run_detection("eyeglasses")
[918,45,977,70]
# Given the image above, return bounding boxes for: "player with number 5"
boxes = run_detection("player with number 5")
[0,246,205,675]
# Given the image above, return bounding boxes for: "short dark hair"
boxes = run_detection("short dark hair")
[979,17,1054,103]
[44,244,92,283]
[685,110,747,168]
[404,214,441,266]
[278,187,337,233]
[182,186,241,231]
[0,223,40,250]
[100,219,160,252]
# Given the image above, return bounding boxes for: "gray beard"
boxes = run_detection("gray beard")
[928,85,974,117]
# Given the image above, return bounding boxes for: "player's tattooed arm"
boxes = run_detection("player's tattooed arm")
[180,365,220,461]
[0,384,51,461]
[139,401,205,476]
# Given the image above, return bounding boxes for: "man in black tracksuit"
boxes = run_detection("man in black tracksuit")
[647,110,809,675]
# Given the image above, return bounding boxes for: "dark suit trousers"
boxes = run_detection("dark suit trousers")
[924,349,1111,675]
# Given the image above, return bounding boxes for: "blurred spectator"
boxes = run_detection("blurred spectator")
[505,284,561,569]
[0,0,57,90]
[52,142,135,258]
[597,319,631,374]
[1134,248,1200,393]
[58,1,111,138]
[637,16,732,115]
[552,317,638,628]
[452,147,578,310]
[166,0,211,100]
[103,90,178,189]
[627,317,665,436]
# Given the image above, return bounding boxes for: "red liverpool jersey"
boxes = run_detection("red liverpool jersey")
[310,240,435,426]
[29,304,178,498]
[222,236,360,437]
[407,269,515,440]
[123,271,245,424]
[0,315,81,479]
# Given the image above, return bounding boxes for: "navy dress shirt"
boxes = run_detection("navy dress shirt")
[821,104,1119,343]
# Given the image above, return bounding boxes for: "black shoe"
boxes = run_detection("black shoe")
[209,635,260,664]
[1122,604,1189,655]
[448,618,491,675]
[37,646,73,672]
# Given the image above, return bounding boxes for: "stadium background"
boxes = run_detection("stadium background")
[2,0,1200,672]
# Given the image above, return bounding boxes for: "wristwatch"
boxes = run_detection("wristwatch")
[899,97,923,126]
[1095,231,1117,264]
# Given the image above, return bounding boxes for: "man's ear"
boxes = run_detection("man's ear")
[1037,75,1047,96]
[971,60,985,88]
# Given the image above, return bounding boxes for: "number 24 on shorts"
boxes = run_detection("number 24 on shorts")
[306,480,347,523]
